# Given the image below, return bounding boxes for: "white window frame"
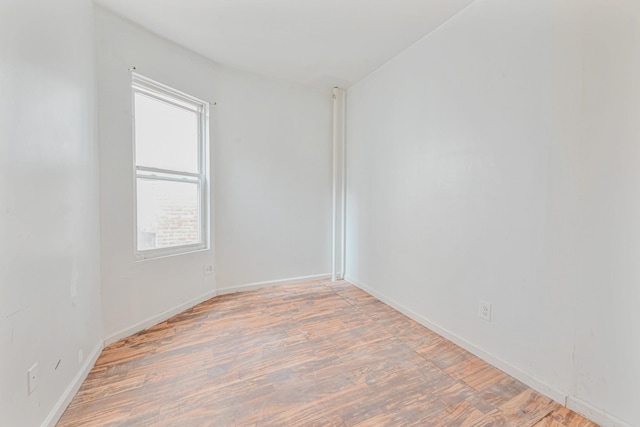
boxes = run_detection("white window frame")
[132,73,210,260]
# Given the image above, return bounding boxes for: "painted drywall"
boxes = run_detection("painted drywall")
[347,0,581,398]
[570,1,640,425]
[345,0,583,416]
[0,0,104,426]
[346,0,640,425]
[96,7,332,340]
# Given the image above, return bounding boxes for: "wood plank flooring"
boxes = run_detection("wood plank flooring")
[58,280,596,426]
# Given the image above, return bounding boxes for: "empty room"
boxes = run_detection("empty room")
[2,0,639,426]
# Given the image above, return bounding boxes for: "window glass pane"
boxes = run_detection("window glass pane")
[137,179,200,251]
[134,93,199,173]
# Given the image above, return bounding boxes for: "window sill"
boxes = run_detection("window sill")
[134,245,209,262]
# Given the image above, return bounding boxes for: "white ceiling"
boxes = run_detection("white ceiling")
[95,0,475,90]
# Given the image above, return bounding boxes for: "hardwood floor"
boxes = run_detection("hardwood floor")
[58,280,596,426]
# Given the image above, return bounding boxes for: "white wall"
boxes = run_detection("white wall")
[0,0,104,426]
[96,8,332,341]
[347,0,581,401]
[347,0,640,425]
[571,1,640,425]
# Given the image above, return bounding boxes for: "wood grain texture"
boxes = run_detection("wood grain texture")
[57,280,597,426]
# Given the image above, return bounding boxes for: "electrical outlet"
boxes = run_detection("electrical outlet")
[78,349,84,365]
[203,264,214,276]
[27,363,39,394]
[478,300,492,322]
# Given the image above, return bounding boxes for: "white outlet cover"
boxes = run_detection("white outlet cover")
[27,363,39,394]
[479,300,492,322]
[203,265,214,275]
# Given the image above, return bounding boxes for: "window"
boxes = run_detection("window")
[132,73,209,259]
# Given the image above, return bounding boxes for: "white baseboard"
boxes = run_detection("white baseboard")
[567,396,633,427]
[42,341,103,427]
[104,275,332,345]
[217,273,332,295]
[104,288,219,346]
[42,275,329,426]
[43,276,628,427]
[344,276,567,405]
